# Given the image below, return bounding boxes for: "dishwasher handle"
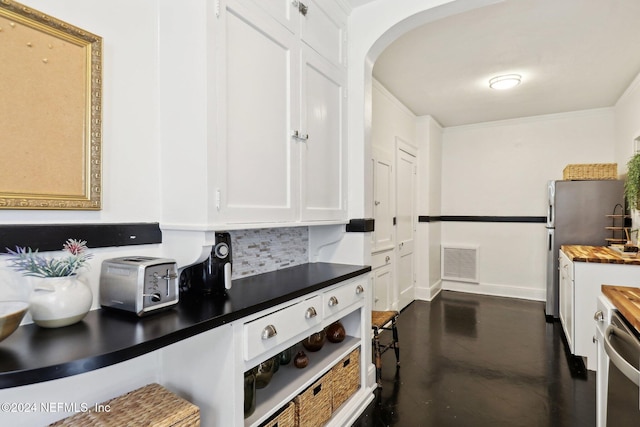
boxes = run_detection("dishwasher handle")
[604,324,640,387]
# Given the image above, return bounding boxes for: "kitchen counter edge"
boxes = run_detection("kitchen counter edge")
[561,245,640,265]
[0,262,371,389]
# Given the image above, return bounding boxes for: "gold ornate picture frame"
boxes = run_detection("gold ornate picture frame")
[0,0,102,210]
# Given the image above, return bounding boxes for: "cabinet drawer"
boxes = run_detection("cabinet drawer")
[323,281,365,318]
[244,296,322,361]
[372,251,394,270]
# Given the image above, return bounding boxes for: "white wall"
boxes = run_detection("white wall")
[372,80,416,153]
[442,109,615,216]
[614,73,640,234]
[441,108,616,300]
[1,0,163,225]
[416,115,443,300]
[0,1,179,309]
[370,80,416,308]
[614,74,640,171]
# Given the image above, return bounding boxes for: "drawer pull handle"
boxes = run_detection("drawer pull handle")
[261,325,277,340]
[305,307,318,319]
[328,296,339,307]
[356,285,364,295]
[593,310,604,322]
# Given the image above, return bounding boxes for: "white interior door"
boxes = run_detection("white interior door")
[396,140,416,311]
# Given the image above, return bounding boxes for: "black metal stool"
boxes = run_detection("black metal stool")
[371,310,400,386]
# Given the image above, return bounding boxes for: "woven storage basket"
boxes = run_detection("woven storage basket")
[260,401,297,427]
[49,383,200,427]
[294,374,332,427]
[330,347,361,411]
[562,163,617,180]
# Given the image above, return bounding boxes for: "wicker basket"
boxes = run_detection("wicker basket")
[49,383,200,427]
[563,163,617,180]
[294,374,332,427]
[330,347,361,411]
[260,401,297,427]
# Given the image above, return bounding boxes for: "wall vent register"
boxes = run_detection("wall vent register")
[441,246,479,283]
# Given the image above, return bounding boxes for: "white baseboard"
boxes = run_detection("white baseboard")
[414,279,442,301]
[441,280,545,301]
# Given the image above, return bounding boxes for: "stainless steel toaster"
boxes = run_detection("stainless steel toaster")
[100,256,179,316]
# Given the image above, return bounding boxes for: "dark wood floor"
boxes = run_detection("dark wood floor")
[353,291,596,427]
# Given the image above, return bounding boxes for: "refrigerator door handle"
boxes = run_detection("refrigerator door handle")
[547,181,555,227]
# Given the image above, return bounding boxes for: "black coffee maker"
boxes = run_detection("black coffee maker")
[180,232,232,297]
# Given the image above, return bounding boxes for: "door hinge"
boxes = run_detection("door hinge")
[214,0,220,18]
[216,189,221,211]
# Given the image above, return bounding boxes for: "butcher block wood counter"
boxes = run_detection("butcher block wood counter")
[602,285,640,332]
[560,245,640,265]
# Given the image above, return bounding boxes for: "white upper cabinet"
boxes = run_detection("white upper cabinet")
[300,0,347,68]
[244,0,300,33]
[218,1,299,223]
[299,47,347,221]
[217,0,348,225]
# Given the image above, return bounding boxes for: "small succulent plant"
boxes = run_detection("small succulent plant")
[4,239,92,278]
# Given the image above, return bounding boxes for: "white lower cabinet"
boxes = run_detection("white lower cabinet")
[558,250,574,352]
[243,296,322,361]
[240,276,371,427]
[558,248,640,371]
[371,250,394,311]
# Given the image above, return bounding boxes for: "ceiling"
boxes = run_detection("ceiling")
[359,0,640,127]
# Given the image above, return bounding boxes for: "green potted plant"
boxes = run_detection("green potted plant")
[625,153,640,210]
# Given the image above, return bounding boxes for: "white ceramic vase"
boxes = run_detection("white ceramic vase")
[28,275,93,328]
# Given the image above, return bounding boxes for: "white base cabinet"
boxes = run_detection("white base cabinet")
[0,275,373,427]
[558,249,574,352]
[240,276,372,427]
[559,249,640,371]
[371,250,394,311]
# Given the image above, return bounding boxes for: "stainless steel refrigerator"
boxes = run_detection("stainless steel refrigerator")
[545,179,624,319]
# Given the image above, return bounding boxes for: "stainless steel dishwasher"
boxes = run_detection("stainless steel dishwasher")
[603,311,640,426]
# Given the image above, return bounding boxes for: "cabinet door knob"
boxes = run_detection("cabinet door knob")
[355,285,364,295]
[385,256,390,263]
[328,296,339,307]
[305,307,318,319]
[261,324,278,340]
[593,310,604,322]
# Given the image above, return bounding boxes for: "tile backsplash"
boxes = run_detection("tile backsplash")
[229,227,309,279]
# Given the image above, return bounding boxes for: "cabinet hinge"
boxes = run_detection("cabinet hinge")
[293,1,308,16]
[214,0,220,18]
[299,2,308,16]
[216,189,221,211]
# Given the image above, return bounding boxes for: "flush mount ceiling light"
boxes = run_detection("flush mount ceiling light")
[489,74,522,90]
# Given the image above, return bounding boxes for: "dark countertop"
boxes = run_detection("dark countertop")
[0,262,370,389]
